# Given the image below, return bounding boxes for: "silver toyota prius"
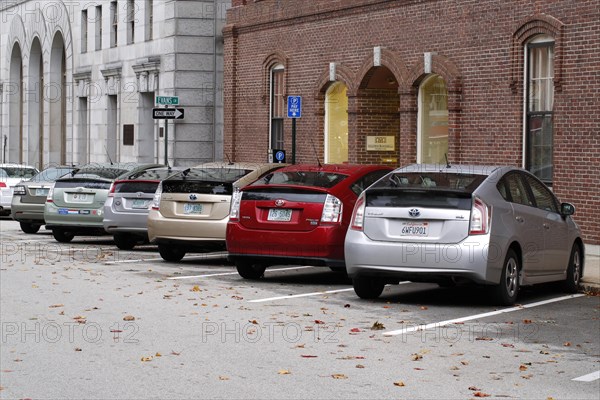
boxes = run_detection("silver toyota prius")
[345,164,584,305]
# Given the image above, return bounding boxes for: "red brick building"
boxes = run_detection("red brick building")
[223,0,600,245]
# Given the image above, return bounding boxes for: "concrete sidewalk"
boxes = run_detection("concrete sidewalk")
[581,244,600,295]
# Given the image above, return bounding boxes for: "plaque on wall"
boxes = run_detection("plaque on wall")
[366,136,395,151]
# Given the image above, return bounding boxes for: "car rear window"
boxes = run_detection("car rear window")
[30,168,74,182]
[252,171,348,188]
[54,179,112,190]
[114,181,159,194]
[73,168,128,180]
[372,172,486,192]
[161,168,254,195]
[125,169,178,181]
[0,167,38,179]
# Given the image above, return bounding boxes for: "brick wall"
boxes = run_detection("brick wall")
[224,0,600,244]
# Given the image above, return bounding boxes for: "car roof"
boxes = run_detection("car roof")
[392,164,516,176]
[0,163,38,169]
[189,161,283,170]
[116,166,184,181]
[272,163,389,175]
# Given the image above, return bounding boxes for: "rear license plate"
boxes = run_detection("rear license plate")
[71,193,89,202]
[267,208,292,222]
[400,221,429,236]
[184,203,203,214]
[132,199,150,209]
[35,188,49,196]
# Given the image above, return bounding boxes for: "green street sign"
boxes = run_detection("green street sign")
[156,96,179,105]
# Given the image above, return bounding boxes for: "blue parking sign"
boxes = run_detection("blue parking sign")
[287,96,302,118]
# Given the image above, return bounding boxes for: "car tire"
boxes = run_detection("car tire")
[562,244,582,294]
[236,261,267,280]
[20,222,41,234]
[52,229,75,243]
[158,244,186,262]
[492,248,520,306]
[352,276,385,299]
[114,233,136,250]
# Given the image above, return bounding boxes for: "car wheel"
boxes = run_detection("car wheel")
[20,222,41,234]
[236,261,267,280]
[562,244,582,293]
[52,229,75,243]
[114,233,136,250]
[492,248,520,306]
[352,276,385,299]
[158,244,186,262]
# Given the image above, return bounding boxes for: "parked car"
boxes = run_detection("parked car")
[344,164,584,305]
[103,166,182,250]
[44,163,163,242]
[0,163,39,216]
[11,166,76,233]
[147,162,287,262]
[226,164,393,279]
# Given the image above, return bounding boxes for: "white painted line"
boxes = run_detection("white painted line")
[382,294,585,336]
[167,265,317,280]
[573,370,600,382]
[105,253,228,265]
[249,288,354,303]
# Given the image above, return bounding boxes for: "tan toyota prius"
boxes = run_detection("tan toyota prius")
[147,161,286,262]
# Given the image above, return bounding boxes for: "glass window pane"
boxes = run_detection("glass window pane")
[527,114,553,182]
[419,75,448,164]
[325,82,348,164]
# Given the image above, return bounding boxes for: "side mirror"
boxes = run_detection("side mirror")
[560,202,575,216]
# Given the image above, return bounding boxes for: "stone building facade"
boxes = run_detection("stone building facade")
[0,0,229,168]
[223,0,600,244]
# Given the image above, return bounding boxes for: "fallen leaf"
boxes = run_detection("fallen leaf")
[371,321,385,330]
[519,365,528,371]
[59,311,64,315]
[473,392,491,397]
[249,320,258,325]
[171,351,181,356]
[414,367,424,371]
[469,386,481,391]
[523,319,532,324]
[393,381,405,387]
[332,374,348,379]
[501,343,515,348]
[420,306,428,310]
[344,304,351,308]
[356,364,365,369]
[350,328,361,333]
[314,320,325,325]
[563,342,571,347]
[521,374,533,380]
[301,355,318,358]
[476,337,493,341]
[278,369,291,375]
[295,344,305,348]
[231,295,243,300]
[411,354,423,361]
[461,361,469,366]
[123,315,135,321]
[141,356,153,362]
[219,376,229,381]
[49,304,64,308]
[155,352,162,357]
[74,348,82,352]
[191,286,201,292]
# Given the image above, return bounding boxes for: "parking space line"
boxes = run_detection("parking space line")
[167,265,318,280]
[572,370,600,382]
[382,294,585,336]
[104,252,228,265]
[248,288,354,303]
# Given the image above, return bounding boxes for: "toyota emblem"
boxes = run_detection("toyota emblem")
[275,199,286,207]
[408,208,421,218]
[189,194,198,201]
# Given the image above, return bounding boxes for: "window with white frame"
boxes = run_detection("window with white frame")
[525,36,554,184]
[110,1,118,47]
[145,0,153,41]
[417,74,449,164]
[81,9,88,53]
[95,5,102,51]
[127,0,135,44]
[270,65,285,151]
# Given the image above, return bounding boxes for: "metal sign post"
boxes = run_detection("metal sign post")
[287,96,302,164]
[154,96,182,165]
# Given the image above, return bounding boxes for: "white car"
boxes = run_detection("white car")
[0,164,39,215]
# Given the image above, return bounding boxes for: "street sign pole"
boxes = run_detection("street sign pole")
[164,106,169,165]
[292,118,296,164]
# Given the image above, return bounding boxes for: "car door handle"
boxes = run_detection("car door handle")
[515,216,524,223]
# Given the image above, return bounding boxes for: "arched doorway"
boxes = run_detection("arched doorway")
[355,66,400,165]
[324,82,348,163]
[28,38,44,168]
[417,74,448,164]
[9,43,23,163]
[49,32,66,164]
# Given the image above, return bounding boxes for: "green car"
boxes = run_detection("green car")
[44,163,163,243]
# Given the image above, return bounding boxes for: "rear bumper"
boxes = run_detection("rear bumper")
[10,201,45,223]
[226,222,347,266]
[103,206,149,234]
[44,202,105,229]
[0,189,13,209]
[344,229,501,284]
[147,209,227,243]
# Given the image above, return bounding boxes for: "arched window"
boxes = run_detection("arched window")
[417,74,448,164]
[324,82,348,163]
[269,64,284,151]
[525,35,554,183]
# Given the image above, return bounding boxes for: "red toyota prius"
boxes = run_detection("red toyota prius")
[226,164,393,279]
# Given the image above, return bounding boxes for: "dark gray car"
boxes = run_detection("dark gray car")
[345,164,583,305]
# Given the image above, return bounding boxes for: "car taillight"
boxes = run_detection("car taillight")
[151,182,163,211]
[470,197,490,235]
[13,185,26,195]
[0,182,6,188]
[107,182,116,197]
[46,186,54,203]
[350,194,366,231]
[321,194,343,224]
[229,189,243,222]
